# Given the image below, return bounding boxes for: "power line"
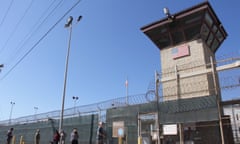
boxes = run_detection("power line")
[0,0,82,80]
[6,0,64,65]
[0,0,35,54]
[0,0,15,28]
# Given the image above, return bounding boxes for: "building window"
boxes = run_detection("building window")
[205,12,213,27]
[211,38,219,52]
[172,31,184,45]
[185,23,201,41]
[200,23,210,41]
[216,30,224,42]
[207,32,214,46]
[212,25,218,33]
[157,33,171,48]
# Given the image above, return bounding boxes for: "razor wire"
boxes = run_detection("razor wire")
[0,55,239,125]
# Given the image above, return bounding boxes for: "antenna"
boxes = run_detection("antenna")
[163,7,170,17]
[163,7,174,20]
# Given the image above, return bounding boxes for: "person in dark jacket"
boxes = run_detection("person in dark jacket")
[6,128,14,144]
[70,128,79,144]
[96,122,106,144]
[53,129,60,144]
[34,129,40,144]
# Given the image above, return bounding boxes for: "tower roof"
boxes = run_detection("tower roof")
[141,1,227,52]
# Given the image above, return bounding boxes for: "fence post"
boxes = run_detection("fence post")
[118,137,122,144]
[12,135,16,144]
[19,136,23,144]
[138,136,142,144]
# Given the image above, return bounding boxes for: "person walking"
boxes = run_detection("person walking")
[60,129,66,144]
[96,122,106,144]
[6,128,14,144]
[53,129,60,144]
[34,129,40,144]
[70,128,79,144]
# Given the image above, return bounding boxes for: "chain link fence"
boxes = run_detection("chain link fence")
[0,55,239,143]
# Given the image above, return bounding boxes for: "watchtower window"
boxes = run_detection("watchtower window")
[185,23,202,41]
[172,31,184,45]
[205,12,213,27]
[212,38,220,52]
[212,25,218,33]
[200,23,210,41]
[156,33,171,48]
[207,32,214,46]
[216,30,224,42]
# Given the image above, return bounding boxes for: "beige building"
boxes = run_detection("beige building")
[141,1,234,144]
[141,1,227,101]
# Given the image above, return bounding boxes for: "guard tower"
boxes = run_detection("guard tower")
[141,2,227,101]
[141,2,232,144]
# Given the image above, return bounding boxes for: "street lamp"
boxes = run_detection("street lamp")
[9,101,15,125]
[72,96,79,114]
[59,15,82,132]
[34,107,38,120]
[0,64,4,72]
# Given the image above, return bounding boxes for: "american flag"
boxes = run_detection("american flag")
[125,79,128,87]
[172,44,190,59]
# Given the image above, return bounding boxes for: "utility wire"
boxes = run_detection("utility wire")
[7,0,63,65]
[0,0,35,54]
[0,0,82,80]
[0,0,15,28]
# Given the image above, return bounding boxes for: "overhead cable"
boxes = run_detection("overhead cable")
[0,0,35,54]
[0,0,82,80]
[7,0,63,65]
[0,0,15,28]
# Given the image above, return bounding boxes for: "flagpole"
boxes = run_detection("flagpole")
[125,78,128,105]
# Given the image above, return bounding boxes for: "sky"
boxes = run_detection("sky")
[0,0,239,121]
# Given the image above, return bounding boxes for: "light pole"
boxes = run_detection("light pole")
[72,96,79,114]
[34,107,38,120]
[9,101,15,125]
[0,64,4,72]
[59,15,82,132]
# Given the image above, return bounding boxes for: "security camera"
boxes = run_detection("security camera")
[163,7,174,20]
[163,8,170,16]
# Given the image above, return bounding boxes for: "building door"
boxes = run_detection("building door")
[138,113,159,144]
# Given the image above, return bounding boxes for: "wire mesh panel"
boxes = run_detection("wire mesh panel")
[0,54,238,143]
[159,95,218,123]
[0,114,99,144]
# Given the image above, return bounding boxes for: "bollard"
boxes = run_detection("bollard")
[138,136,142,144]
[118,137,122,144]
[19,136,23,144]
[12,135,16,144]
